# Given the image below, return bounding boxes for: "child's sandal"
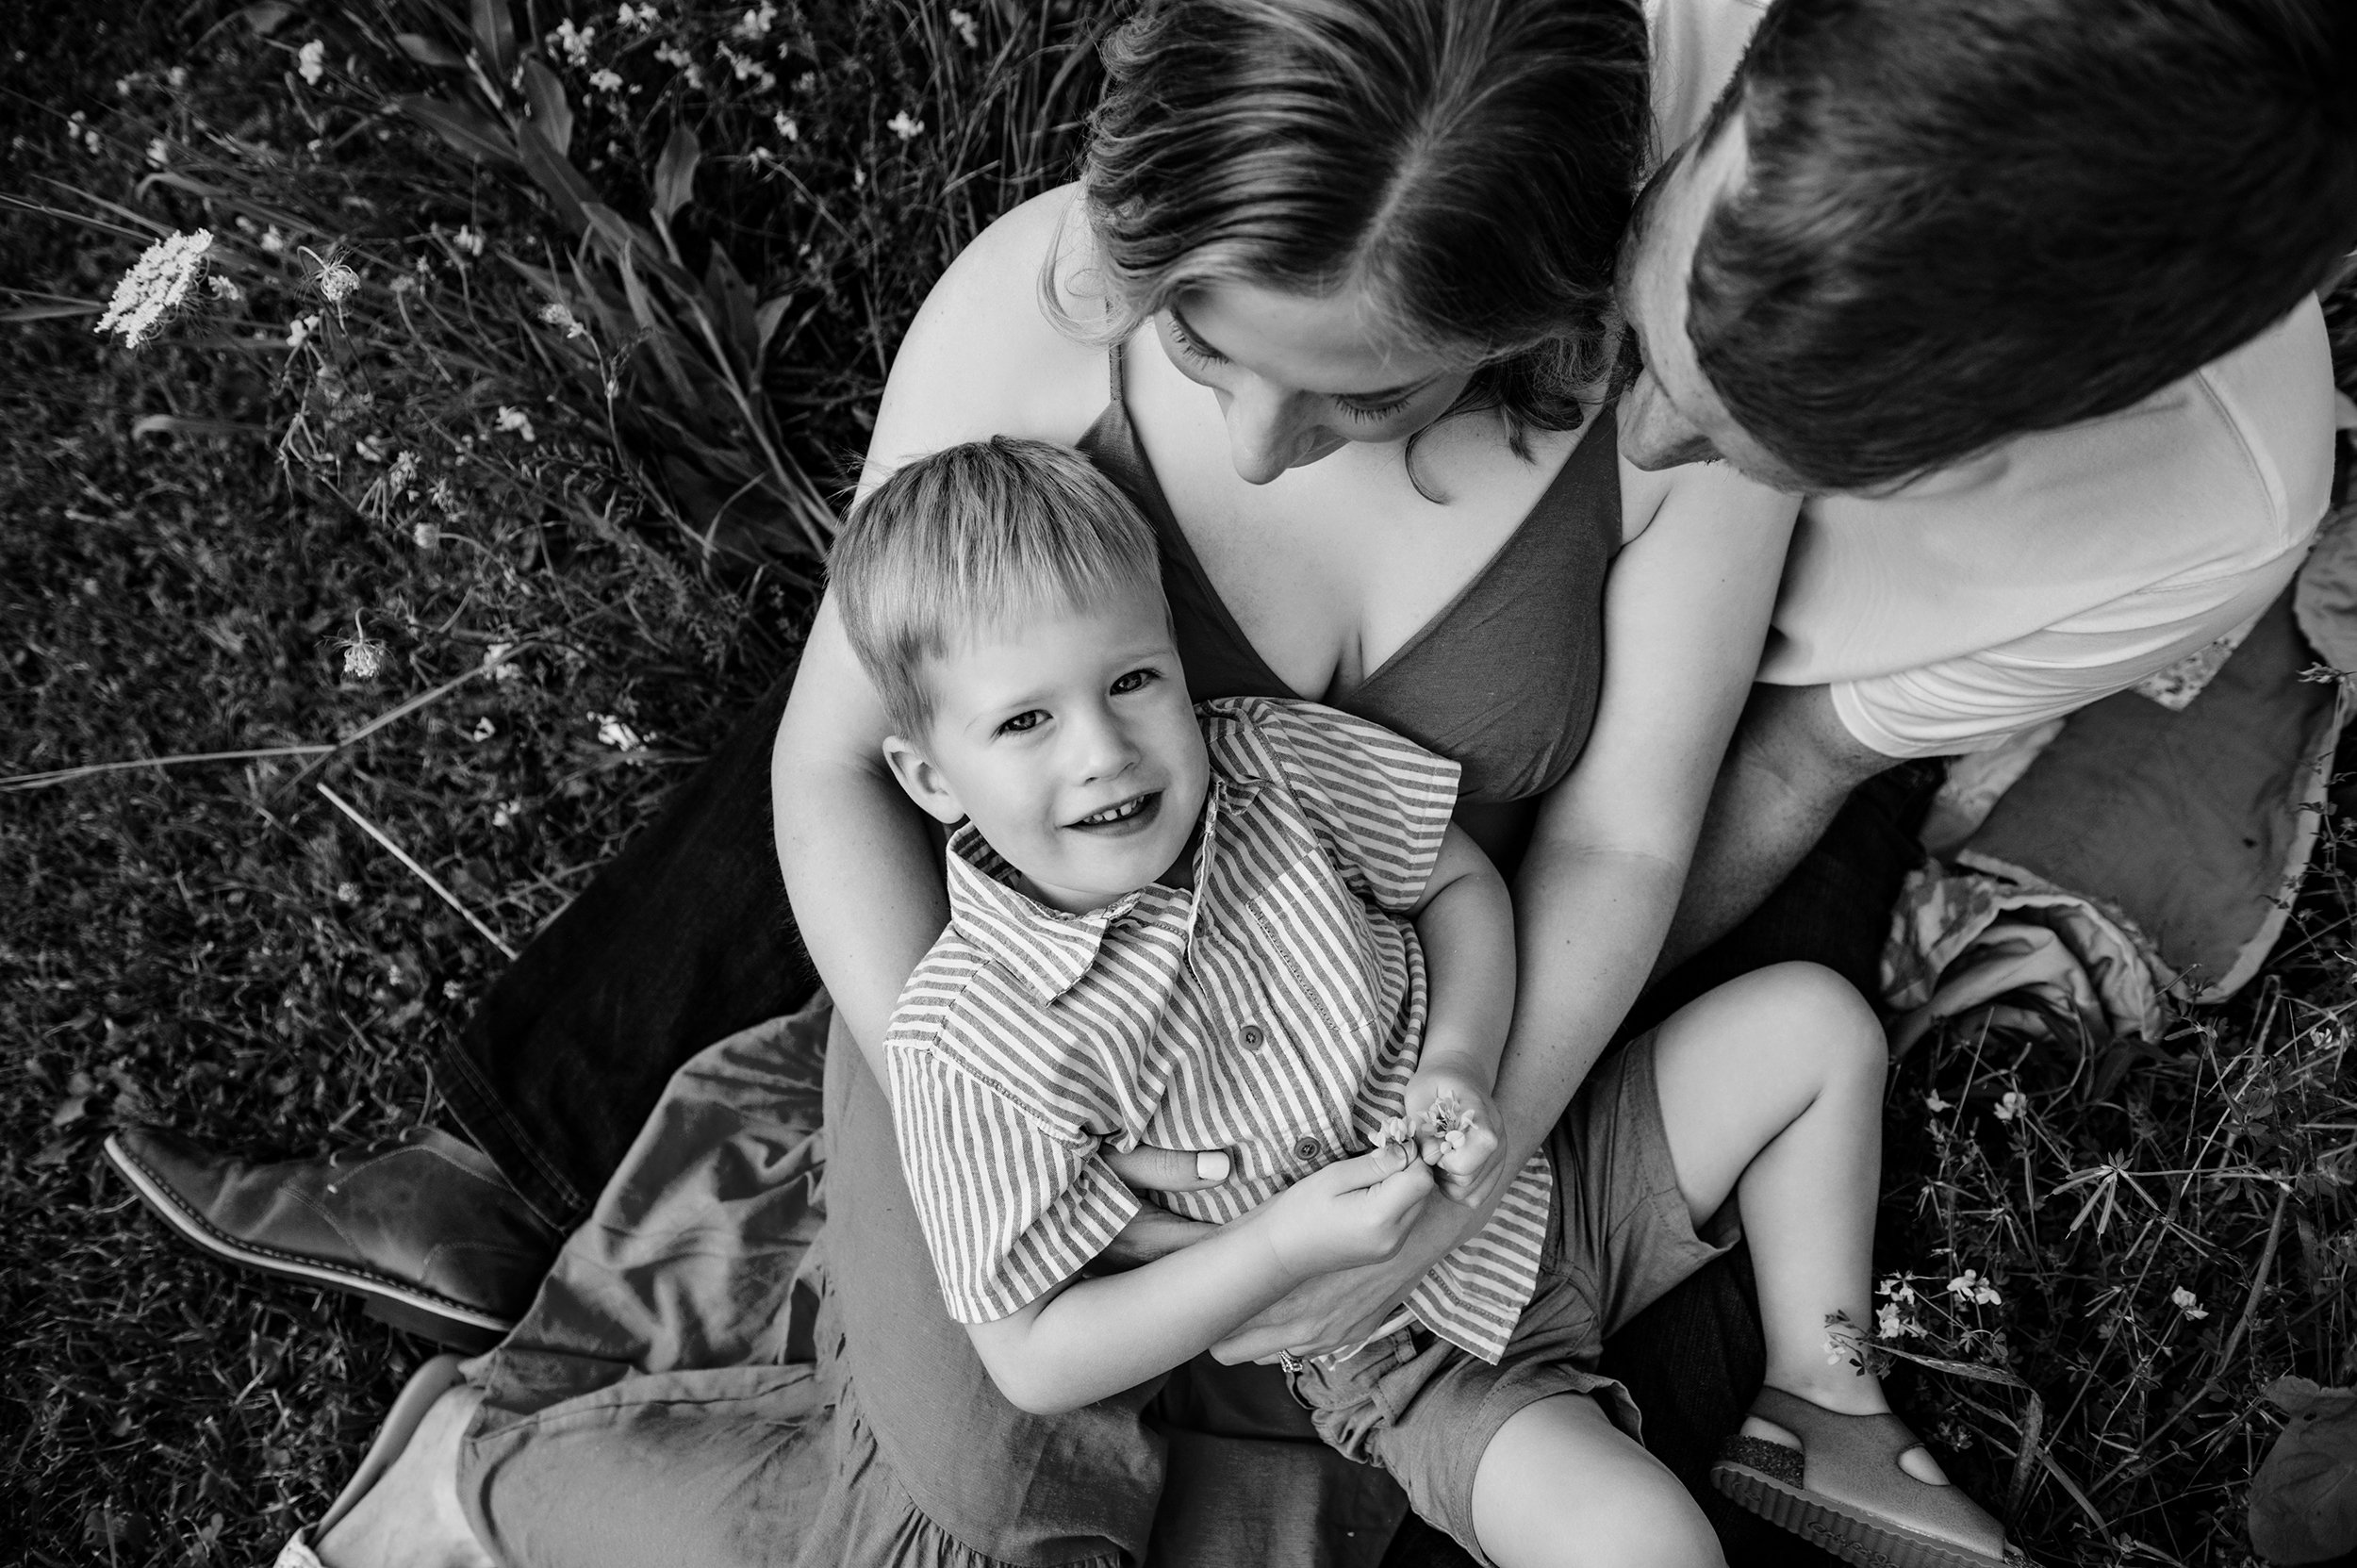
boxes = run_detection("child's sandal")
[275,1354,468,1567]
[1709,1386,2019,1568]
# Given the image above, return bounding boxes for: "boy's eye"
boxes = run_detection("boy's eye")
[997,709,1047,735]
[1110,668,1159,695]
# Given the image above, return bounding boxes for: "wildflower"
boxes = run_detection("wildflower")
[388,272,417,297]
[886,109,925,141]
[484,642,523,682]
[431,478,464,517]
[340,624,387,681]
[452,224,485,258]
[492,798,524,828]
[145,137,170,166]
[717,44,775,88]
[412,518,441,552]
[315,258,360,305]
[948,8,979,48]
[1947,1269,2003,1307]
[496,405,538,442]
[537,301,590,340]
[2170,1286,2210,1320]
[593,713,645,751]
[733,4,776,41]
[207,274,242,302]
[94,228,214,349]
[297,40,326,84]
[261,225,288,254]
[1923,1090,1951,1113]
[286,312,321,350]
[617,3,657,27]
[169,66,188,89]
[85,129,103,156]
[470,717,497,742]
[1993,1089,2028,1124]
[654,41,702,87]
[335,881,359,904]
[386,450,420,494]
[588,68,624,93]
[552,19,596,67]
[773,110,799,142]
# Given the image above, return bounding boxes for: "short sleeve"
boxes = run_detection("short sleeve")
[884,1044,1141,1323]
[1243,699,1461,913]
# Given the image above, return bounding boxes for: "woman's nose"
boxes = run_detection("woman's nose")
[1222,382,1313,487]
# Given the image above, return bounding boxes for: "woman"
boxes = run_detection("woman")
[293,2,1812,1564]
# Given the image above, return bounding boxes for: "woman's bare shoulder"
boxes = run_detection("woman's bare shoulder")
[862,183,1114,487]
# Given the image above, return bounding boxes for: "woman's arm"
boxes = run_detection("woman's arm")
[772,186,1112,1069]
[1210,459,1799,1362]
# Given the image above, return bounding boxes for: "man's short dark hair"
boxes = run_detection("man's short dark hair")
[1687,0,2357,492]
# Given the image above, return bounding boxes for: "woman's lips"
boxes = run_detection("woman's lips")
[1067,791,1161,834]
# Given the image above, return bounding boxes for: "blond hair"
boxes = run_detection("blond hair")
[832,437,1165,737]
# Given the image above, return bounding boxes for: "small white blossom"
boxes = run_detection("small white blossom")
[297,40,326,84]
[948,8,979,47]
[411,518,441,551]
[773,110,799,142]
[386,450,420,494]
[286,312,321,350]
[538,301,590,339]
[717,43,774,88]
[496,405,537,442]
[316,260,360,305]
[484,642,524,682]
[336,881,360,903]
[207,274,242,301]
[617,3,657,26]
[261,225,288,255]
[1993,1089,2029,1124]
[94,228,214,349]
[593,713,645,751]
[431,478,463,517]
[552,19,597,67]
[452,224,485,257]
[168,66,188,89]
[492,798,525,828]
[470,717,497,742]
[2170,1286,2210,1320]
[341,635,386,681]
[1947,1269,2003,1308]
[145,137,170,167]
[733,4,776,40]
[1924,1091,1952,1114]
[588,68,624,93]
[886,109,924,141]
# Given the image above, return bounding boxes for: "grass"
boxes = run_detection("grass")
[1,3,2351,1564]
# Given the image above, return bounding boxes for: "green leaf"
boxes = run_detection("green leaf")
[1,302,104,322]
[519,58,572,159]
[395,32,469,70]
[515,123,601,236]
[2251,1385,2357,1563]
[752,296,794,366]
[130,416,268,440]
[703,247,756,377]
[395,93,519,168]
[470,0,516,81]
[652,123,701,229]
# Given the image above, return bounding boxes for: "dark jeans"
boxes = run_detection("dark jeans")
[436,672,1937,1566]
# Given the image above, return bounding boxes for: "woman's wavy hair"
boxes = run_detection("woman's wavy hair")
[1054,0,1651,452]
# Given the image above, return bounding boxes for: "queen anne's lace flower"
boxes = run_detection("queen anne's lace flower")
[316,260,360,305]
[341,634,386,680]
[95,229,214,349]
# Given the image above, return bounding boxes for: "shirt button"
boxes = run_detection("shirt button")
[1294,1136,1324,1162]
[1240,1023,1267,1049]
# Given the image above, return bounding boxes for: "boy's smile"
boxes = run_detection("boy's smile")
[882,584,1211,915]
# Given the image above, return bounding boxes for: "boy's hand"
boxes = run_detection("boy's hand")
[1400,1065,1507,1207]
[1258,1143,1434,1279]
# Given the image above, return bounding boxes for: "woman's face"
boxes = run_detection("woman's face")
[1154,281,1475,485]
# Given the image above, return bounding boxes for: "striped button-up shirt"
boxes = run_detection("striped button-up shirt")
[884,697,1553,1363]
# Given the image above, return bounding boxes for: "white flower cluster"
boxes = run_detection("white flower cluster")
[733,4,777,40]
[298,40,326,85]
[496,405,538,442]
[538,301,590,339]
[887,109,924,141]
[1992,1089,2029,1124]
[617,2,658,27]
[948,8,979,48]
[2170,1285,2210,1320]
[1874,1276,1926,1339]
[95,228,214,349]
[552,19,597,67]
[593,713,647,751]
[1947,1268,2003,1307]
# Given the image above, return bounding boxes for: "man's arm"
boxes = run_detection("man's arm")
[1656,681,1896,976]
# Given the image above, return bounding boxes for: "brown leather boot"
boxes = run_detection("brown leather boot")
[104,1126,561,1352]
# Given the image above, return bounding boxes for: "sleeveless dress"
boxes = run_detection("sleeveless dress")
[452,373,1627,1568]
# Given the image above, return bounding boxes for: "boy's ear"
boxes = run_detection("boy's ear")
[880,734,967,827]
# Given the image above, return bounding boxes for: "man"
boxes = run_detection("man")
[1633,0,2351,970]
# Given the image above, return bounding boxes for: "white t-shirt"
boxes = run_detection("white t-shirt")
[1647,0,2339,757]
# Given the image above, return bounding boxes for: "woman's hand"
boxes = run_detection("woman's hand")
[1094,1144,1234,1266]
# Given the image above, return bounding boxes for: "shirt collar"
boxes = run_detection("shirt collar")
[943,774,1255,1004]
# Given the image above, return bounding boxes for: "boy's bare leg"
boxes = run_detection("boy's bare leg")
[316,1385,498,1568]
[1649,962,1947,1484]
[1470,1394,1725,1568]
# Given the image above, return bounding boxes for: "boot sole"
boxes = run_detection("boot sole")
[1711,1458,2019,1568]
[103,1133,515,1353]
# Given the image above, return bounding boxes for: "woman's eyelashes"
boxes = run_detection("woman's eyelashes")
[1337,392,1414,422]
[1165,314,1225,365]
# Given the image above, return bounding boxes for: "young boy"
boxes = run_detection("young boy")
[834,437,2015,1568]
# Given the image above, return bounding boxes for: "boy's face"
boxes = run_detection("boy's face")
[883,584,1211,916]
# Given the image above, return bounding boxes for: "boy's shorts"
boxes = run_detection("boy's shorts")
[1284,1030,1738,1565]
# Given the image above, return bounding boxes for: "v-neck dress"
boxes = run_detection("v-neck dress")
[1079,348,1624,814]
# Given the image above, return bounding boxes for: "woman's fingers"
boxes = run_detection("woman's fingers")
[1105,1144,1232,1192]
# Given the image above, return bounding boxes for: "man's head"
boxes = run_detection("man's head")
[832,438,1210,914]
[1620,0,2357,493]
